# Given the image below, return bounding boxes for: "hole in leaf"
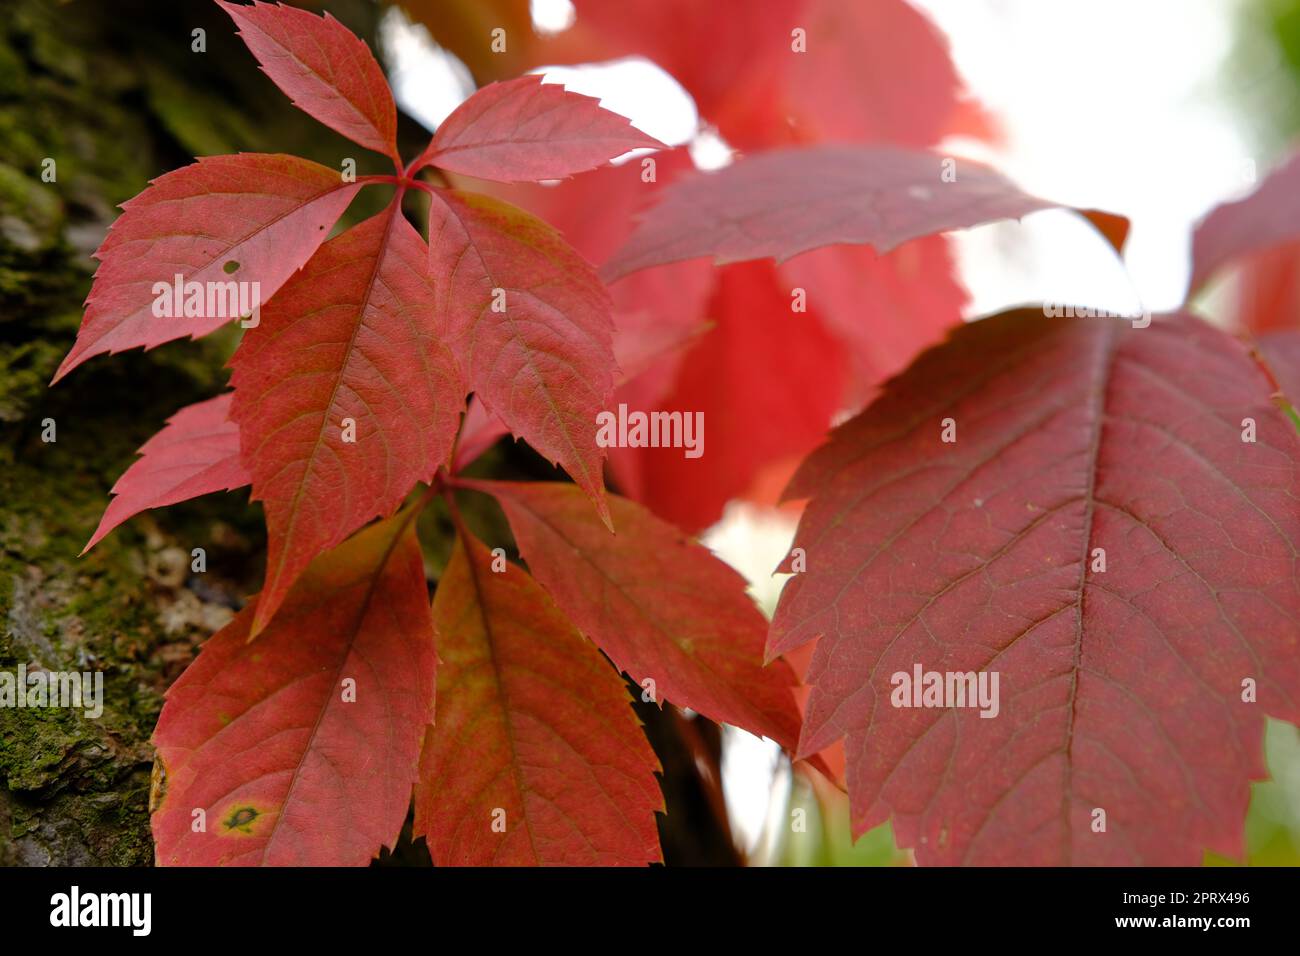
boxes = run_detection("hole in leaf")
[223,260,240,274]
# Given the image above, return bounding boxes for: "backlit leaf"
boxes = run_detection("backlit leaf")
[218,0,399,160]
[1189,149,1300,298]
[417,74,665,183]
[85,393,249,553]
[53,153,360,381]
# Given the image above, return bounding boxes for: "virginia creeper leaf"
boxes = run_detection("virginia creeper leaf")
[492,149,715,417]
[735,0,990,150]
[231,206,463,636]
[218,0,399,161]
[152,509,435,866]
[601,145,1055,281]
[85,393,250,553]
[1079,209,1132,258]
[53,153,360,381]
[607,260,849,533]
[414,527,662,865]
[453,398,511,472]
[1231,242,1300,335]
[1189,149,1300,297]
[428,189,614,526]
[770,309,1300,865]
[1258,330,1300,416]
[496,150,964,528]
[779,237,966,407]
[452,315,708,473]
[465,480,805,750]
[417,74,665,183]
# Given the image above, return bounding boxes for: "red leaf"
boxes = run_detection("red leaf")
[465,479,805,751]
[452,398,511,472]
[1190,149,1300,298]
[452,315,709,473]
[414,525,662,865]
[724,0,989,150]
[492,150,715,415]
[218,1,399,161]
[608,260,849,532]
[53,154,360,382]
[531,0,996,153]
[499,152,964,528]
[602,145,1054,281]
[779,237,966,405]
[417,74,665,183]
[231,205,463,636]
[428,189,614,526]
[1258,330,1300,411]
[1079,209,1132,258]
[559,0,795,144]
[1231,242,1300,335]
[85,394,249,553]
[152,509,435,866]
[770,310,1300,864]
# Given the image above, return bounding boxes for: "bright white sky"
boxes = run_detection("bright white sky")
[381,0,1269,862]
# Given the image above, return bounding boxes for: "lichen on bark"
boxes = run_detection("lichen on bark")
[0,0,387,866]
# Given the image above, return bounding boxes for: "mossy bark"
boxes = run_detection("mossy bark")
[0,0,396,866]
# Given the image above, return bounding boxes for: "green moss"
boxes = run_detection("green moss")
[0,0,423,865]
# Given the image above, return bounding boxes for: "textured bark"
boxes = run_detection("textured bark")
[0,0,394,867]
[0,0,739,867]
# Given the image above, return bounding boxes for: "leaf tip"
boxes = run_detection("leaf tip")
[596,494,614,534]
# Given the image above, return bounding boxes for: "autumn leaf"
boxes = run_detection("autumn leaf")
[779,237,966,407]
[601,145,1055,281]
[607,260,849,532]
[498,149,965,529]
[452,312,710,474]
[1189,149,1300,298]
[721,0,993,149]
[52,153,360,382]
[84,393,249,553]
[1258,330,1300,419]
[428,189,614,526]
[231,206,464,636]
[769,309,1300,864]
[492,149,716,421]
[415,73,665,183]
[428,0,994,153]
[152,508,435,866]
[415,526,662,865]
[218,0,400,162]
[464,479,805,750]
[1230,243,1300,335]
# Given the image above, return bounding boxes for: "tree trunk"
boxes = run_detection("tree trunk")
[0,0,740,867]
[0,0,400,866]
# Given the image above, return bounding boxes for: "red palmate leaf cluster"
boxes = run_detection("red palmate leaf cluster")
[55,1,1300,866]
